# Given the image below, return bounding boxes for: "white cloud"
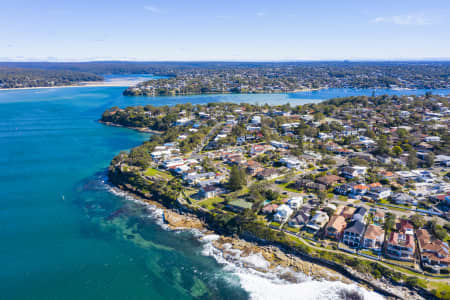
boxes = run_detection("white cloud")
[144,5,161,14]
[256,12,265,17]
[371,14,431,25]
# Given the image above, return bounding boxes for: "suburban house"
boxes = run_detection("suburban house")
[352,207,368,223]
[306,211,329,232]
[246,160,264,176]
[288,206,311,228]
[280,156,305,169]
[342,220,366,248]
[340,166,368,179]
[352,184,369,195]
[373,211,385,224]
[416,229,450,271]
[273,204,293,223]
[262,203,279,214]
[294,179,326,192]
[200,185,218,199]
[362,224,385,252]
[339,206,356,219]
[391,193,417,206]
[256,168,280,180]
[396,219,414,235]
[287,197,303,209]
[334,183,354,195]
[315,175,345,187]
[385,232,416,261]
[325,215,347,240]
[367,186,392,200]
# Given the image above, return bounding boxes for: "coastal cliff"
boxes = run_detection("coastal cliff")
[107,161,431,300]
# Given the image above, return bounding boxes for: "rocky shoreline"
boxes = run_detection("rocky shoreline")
[99,121,163,134]
[110,183,427,300]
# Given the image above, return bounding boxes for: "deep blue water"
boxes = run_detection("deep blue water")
[0,82,448,300]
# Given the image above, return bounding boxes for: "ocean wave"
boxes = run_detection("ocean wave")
[199,233,385,300]
[104,181,384,300]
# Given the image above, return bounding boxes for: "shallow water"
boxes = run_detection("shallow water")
[0,81,445,299]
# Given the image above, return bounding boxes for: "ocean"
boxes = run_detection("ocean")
[1,80,447,299]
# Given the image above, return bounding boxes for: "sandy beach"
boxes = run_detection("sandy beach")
[0,79,142,91]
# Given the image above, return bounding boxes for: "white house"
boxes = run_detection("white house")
[306,211,329,232]
[287,197,303,209]
[273,204,293,223]
[271,140,289,149]
[424,136,441,143]
[175,118,191,126]
[251,115,261,125]
[280,156,305,169]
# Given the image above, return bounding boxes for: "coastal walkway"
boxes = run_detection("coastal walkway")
[281,229,450,283]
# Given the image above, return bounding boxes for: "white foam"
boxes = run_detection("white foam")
[241,253,270,270]
[105,182,385,300]
[199,235,385,300]
[237,272,384,300]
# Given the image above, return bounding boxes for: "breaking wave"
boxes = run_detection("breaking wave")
[104,179,384,300]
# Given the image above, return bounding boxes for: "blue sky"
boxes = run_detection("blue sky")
[1,0,449,61]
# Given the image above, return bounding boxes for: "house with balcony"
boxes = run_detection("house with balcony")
[306,211,329,232]
[325,215,347,240]
[340,166,367,179]
[342,220,366,248]
[385,232,416,261]
[416,229,450,271]
[273,204,293,223]
[367,186,392,200]
[362,224,385,252]
[287,197,303,210]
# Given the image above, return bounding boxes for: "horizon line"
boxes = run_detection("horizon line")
[1,58,450,63]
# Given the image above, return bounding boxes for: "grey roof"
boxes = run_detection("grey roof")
[290,212,309,225]
[354,207,367,217]
[344,220,366,235]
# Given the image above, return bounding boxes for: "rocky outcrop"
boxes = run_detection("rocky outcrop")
[163,210,206,230]
[212,236,350,283]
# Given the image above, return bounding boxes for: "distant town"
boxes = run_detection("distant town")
[102,93,450,299]
[123,62,450,96]
[2,61,448,91]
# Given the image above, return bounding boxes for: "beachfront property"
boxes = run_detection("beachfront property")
[325,215,347,240]
[362,224,385,252]
[416,229,450,272]
[273,204,294,223]
[306,211,329,232]
[342,220,366,248]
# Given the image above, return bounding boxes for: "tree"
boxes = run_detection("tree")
[374,136,389,156]
[384,213,396,232]
[405,277,420,289]
[425,153,435,168]
[317,191,327,204]
[407,149,418,169]
[392,145,403,157]
[227,165,247,191]
[410,214,425,229]
[201,157,216,172]
[129,147,151,168]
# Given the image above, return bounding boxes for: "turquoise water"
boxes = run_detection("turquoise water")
[0,82,448,300]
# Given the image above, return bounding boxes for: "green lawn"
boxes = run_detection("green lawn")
[338,195,348,201]
[144,168,173,179]
[285,226,300,233]
[278,182,299,193]
[270,221,281,227]
[198,196,224,210]
[382,257,416,268]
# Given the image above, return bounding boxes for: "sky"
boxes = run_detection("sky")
[1,0,449,61]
